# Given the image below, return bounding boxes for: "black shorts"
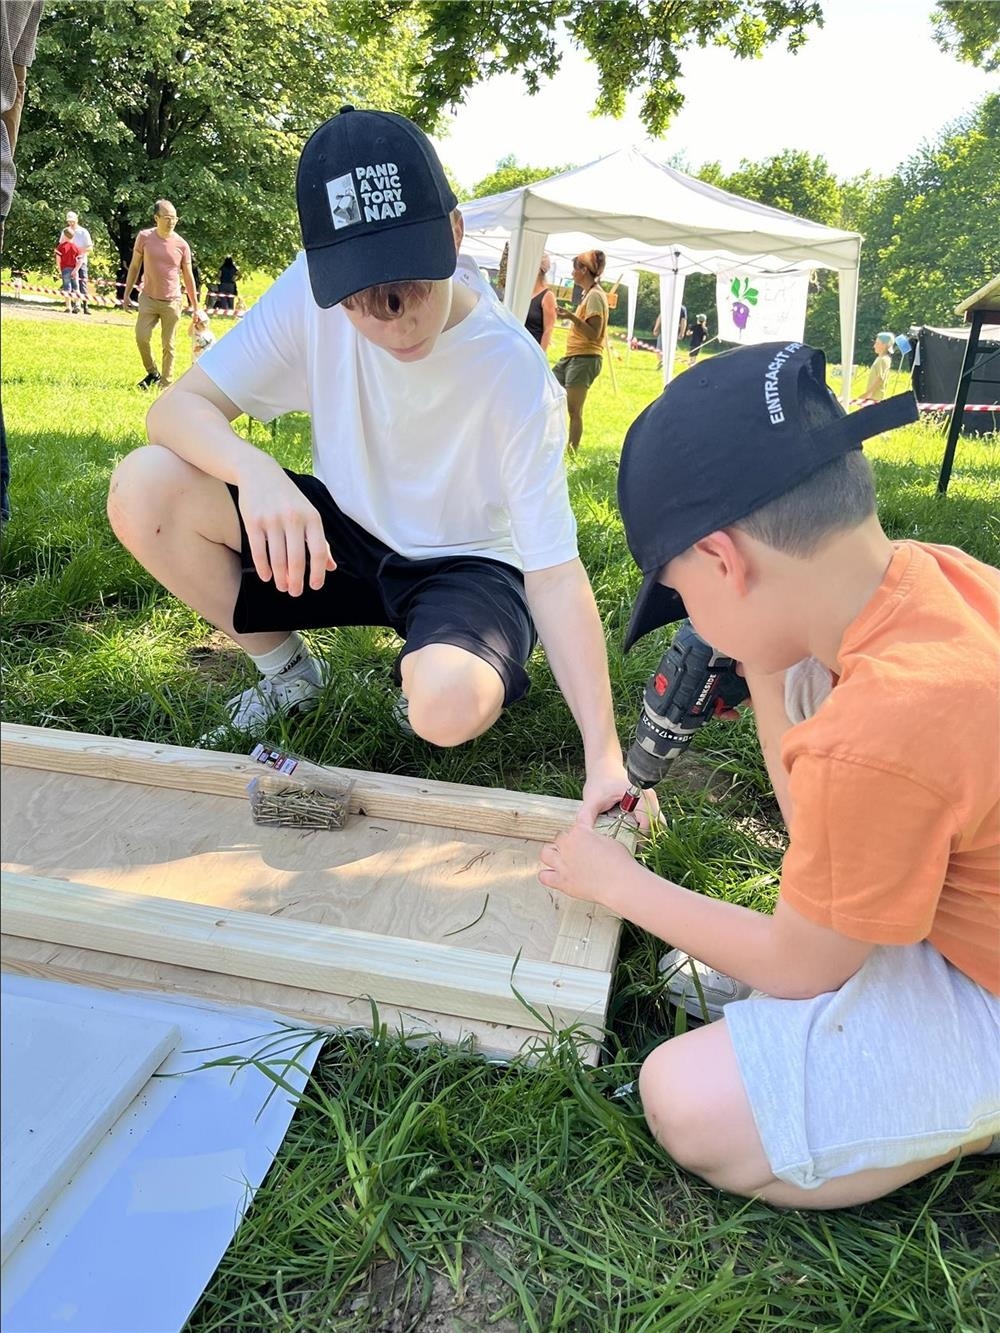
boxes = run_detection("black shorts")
[227,471,536,706]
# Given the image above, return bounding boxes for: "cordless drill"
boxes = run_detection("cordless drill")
[617,621,750,821]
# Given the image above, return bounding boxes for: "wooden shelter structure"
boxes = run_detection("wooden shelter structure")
[938,275,1000,494]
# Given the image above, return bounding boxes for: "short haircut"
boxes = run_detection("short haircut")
[732,450,876,556]
[341,280,434,320]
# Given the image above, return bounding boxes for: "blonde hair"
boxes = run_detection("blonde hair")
[576,250,606,279]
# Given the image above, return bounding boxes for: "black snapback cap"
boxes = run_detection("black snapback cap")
[619,341,919,649]
[296,106,459,308]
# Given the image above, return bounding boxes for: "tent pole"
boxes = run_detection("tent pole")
[837,258,860,408]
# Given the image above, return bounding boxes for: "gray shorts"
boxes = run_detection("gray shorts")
[725,657,1000,1189]
[726,943,1000,1189]
[552,354,603,390]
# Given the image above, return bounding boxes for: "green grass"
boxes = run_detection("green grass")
[2,303,998,1331]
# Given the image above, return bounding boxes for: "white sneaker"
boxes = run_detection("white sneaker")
[657,949,753,1023]
[392,692,415,736]
[199,661,329,747]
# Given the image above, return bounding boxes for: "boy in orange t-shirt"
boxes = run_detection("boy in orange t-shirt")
[539,342,999,1209]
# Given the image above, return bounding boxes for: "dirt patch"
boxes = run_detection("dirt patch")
[187,632,246,685]
[1,294,135,327]
[342,1246,525,1332]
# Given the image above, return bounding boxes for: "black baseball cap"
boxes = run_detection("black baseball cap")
[296,106,459,308]
[619,342,919,649]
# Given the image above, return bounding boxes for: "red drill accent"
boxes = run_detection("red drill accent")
[620,791,640,813]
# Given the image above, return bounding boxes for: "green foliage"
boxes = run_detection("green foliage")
[7,0,426,274]
[368,0,824,137]
[932,1,1000,71]
[722,149,843,226]
[879,93,1000,333]
[464,153,574,201]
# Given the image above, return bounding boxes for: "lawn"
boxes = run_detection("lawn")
[2,299,998,1331]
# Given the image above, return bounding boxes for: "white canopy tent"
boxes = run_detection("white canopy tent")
[459,146,863,403]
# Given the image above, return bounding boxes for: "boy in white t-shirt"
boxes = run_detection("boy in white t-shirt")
[107,107,631,823]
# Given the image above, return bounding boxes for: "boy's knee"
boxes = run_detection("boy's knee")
[107,444,182,539]
[404,652,504,747]
[639,1041,723,1174]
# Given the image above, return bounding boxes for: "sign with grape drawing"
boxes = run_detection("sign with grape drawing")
[715,268,809,345]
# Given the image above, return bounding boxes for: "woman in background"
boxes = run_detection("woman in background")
[552,250,608,451]
[524,253,557,352]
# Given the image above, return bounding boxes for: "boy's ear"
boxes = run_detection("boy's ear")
[451,210,464,253]
[691,530,751,596]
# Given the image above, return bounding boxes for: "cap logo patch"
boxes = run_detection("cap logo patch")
[326,173,362,229]
[763,341,802,424]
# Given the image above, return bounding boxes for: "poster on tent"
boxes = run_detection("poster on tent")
[715,269,810,346]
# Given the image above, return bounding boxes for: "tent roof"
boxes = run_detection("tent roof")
[459,146,862,275]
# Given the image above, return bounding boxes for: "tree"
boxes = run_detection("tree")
[720,150,843,227]
[931,1,1000,71]
[362,0,824,137]
[465,154,573,201]
[879,93,1000,332]
[7,0,426,276]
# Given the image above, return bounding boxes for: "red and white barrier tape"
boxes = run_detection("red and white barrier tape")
[918,402,1000,413]
[2,279,244,313]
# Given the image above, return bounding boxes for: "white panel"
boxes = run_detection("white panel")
[1,995,179,1263]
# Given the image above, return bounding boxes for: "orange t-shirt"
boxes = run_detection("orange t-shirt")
[134,227,191,301]
[565,285,608,358]
[779,541,1000,994]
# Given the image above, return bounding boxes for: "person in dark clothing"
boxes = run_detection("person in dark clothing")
[524,252,557,351]
[216,255,240,314]
[688,313,709,362]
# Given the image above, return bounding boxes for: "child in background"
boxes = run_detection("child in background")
[854,332,894,406]
[687,313,709,362]
[54,228,82,313]
[189,309,216,360]
[233,296,248,320]
[540,342,999,1209]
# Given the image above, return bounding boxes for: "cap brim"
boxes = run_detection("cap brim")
[304,215,458,308]
[623,574,686,651]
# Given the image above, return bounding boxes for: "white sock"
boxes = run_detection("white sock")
[249,633,316,681]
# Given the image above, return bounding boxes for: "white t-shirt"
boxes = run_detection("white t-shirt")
[199,252,576,572]
[66,224,92,259]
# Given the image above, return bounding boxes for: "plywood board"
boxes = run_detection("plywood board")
[1,993,179,1263]
[1,725,623,1061]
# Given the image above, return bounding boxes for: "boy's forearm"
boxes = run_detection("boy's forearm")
[599,859,871,999]
[602,867,811,998]
[525,561,621,768]
[146,382,277,488]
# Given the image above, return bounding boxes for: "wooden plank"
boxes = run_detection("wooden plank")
[549,900,623,970]
[0,936,601,1062]
[2,873,611,1035]
[0,724,581,842]
[2,766,560,964]
[1,994,179,1263]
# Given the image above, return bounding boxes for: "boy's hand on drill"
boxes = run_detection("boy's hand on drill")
[538,823,633,905]
[236,456,337,596]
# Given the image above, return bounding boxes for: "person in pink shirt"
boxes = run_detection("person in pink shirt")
[122,199,200,389]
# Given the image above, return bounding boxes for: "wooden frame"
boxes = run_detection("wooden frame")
[1,725,623,1061]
